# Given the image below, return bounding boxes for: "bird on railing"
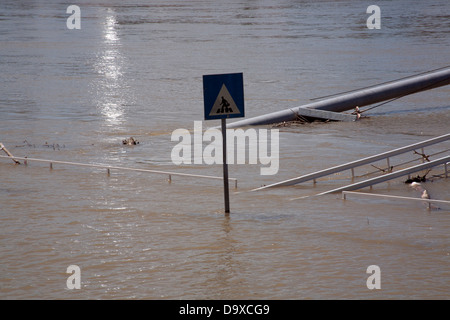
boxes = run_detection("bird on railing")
[410,182,438,210]
[410,181,431,199]
[421,189,430,200]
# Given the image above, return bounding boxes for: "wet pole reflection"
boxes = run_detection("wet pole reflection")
[215,215,239,297]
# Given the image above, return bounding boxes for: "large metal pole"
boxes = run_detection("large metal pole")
[227,67,450,128]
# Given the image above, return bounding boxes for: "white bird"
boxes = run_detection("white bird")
[421,189,430,200]
[410,182,430,198]
[410,182,437,210]
[410,182,423,191]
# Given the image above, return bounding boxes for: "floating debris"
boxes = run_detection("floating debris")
[15,140,35,148]
[404,175,427,184]
[272,114,314,127]
[43,142,64,150]
[15,140,65,150]
[122,137,139,145]
[404,169,431,184]
[413,150,431,162]
[371,164,394,173]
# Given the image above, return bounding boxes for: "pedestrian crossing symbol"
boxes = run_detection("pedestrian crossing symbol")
[203,73,245,120]
[209,84,240,117]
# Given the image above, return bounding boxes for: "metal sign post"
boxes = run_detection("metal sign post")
[221,118,230,214]
[203,73,245,214]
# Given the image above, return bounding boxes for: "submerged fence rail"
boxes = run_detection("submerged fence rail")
[342,191,450,207]
[0,154,238,188]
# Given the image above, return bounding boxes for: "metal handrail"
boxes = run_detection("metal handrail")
[315,155,450,195]
[254,133,450,191]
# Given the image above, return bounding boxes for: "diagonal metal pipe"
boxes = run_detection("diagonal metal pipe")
[227,67,450,128]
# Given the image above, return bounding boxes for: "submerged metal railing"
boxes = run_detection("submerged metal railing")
[0,154,238,188]
[316,155,450,195]
[254,133,450,191]
[342,191,450,209]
